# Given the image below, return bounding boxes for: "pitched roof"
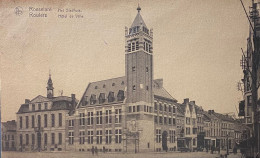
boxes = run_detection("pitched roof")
[131,11,147,28]
[213,112,235,122]
[153,79,177,102]
[17,96,77,114]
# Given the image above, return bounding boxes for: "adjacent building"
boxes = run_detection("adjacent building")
[1,120,17,151]
[16,75,77,152]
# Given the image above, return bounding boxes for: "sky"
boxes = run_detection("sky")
[0,0,252,122]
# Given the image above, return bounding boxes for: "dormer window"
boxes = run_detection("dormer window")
[117,90,125,101]
[83,96,88,106]
[90,94,96,105]
[99,93,106,104]
[108,92,115,103]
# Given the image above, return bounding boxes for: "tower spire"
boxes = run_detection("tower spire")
[137,4,141,13]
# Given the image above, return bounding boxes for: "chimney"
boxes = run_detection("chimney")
[208,110,212,115]
[25,99,30,104]
[71,94,76,108]
[184,98,189,104]
[155,79,163,88]
[190,101,195,105]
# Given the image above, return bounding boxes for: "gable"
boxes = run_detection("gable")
[30,95,50,103]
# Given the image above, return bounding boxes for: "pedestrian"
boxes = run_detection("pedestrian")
[91,146,95,156]
[103,146,105,153]
[95,146,98,155]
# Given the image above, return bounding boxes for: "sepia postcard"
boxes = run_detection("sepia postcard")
[1,0,260,158]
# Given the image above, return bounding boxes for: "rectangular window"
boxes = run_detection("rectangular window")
[69,132,74,145]
[59,113,62,127]
[128,43,131,52]
[154,116,158,124]
[105,110,112,124]
[38,115,41,128]
[132,42,135,51]
[173,106,176,113]
[20,134,23,146]
[26,116,29,128]
[169,118,172,125]
[32,104,35,111]
[79,113,85,126]
[164,104,167,112]
[156,129,161,143]
[133,85,136,91]
[115,129,122,143]
[132,66,136,72]
[19,116,22,129]
[164,117,167,124]
[159,104,163,111]
[137,105,140,112]
[159,116,163,124]
[129,106,132,113]
[247,95,252,106]
[44,133,47,145]
[69,120,74,127]
[38,104,41,111]
[87,130,93,144]
[115,109,122,123]
[44,103,48,110]
[79,131,85,144]
[96,111,102,125]
[26,134,29,145]
[87,112,93,125]
[32,134,35,145]
[51,114,55,127]
[106,130,112,144]
[58,133,62,145]
[32,116,35,128]
[133,106,136,112]
[136,41,139,50]
[169,106,172,112]
[96,130,102,144]
[172,118,176,125]
[154,103,158,111]
[51,133,55,145]
[44,114,47,128]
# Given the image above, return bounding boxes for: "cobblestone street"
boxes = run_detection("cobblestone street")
[2,151,242,158]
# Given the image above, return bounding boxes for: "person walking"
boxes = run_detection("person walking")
[95,146,98,156]
[91,146,95,156]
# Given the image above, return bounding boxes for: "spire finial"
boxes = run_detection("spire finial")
[137,4,141,13]
[49,69,51,78]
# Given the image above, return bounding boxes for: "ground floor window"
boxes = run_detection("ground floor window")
[106,130,112,144]
[87,130,93,144]
[156,129,161,143]
[69,132,74,145]
[79,131,85,144]
[115,129,122,143]
[169,130,175,143]
[96,130,102,144]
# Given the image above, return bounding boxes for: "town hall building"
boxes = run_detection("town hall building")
[66,6,178,152]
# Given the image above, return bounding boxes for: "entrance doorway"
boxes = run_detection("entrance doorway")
[162,131,168,151]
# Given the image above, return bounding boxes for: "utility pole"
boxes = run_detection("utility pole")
[240,0,260,157]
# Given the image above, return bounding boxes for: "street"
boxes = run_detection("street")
[2,151,242,158]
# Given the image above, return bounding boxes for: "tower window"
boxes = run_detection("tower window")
[132,66,136,72]
[145,43,148,52]
[132,42,135,51]
[133,85,136,91]
[136,41,139,50]
[128,43,131,52]
[146,67,149,72]
[146,86,149,90]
